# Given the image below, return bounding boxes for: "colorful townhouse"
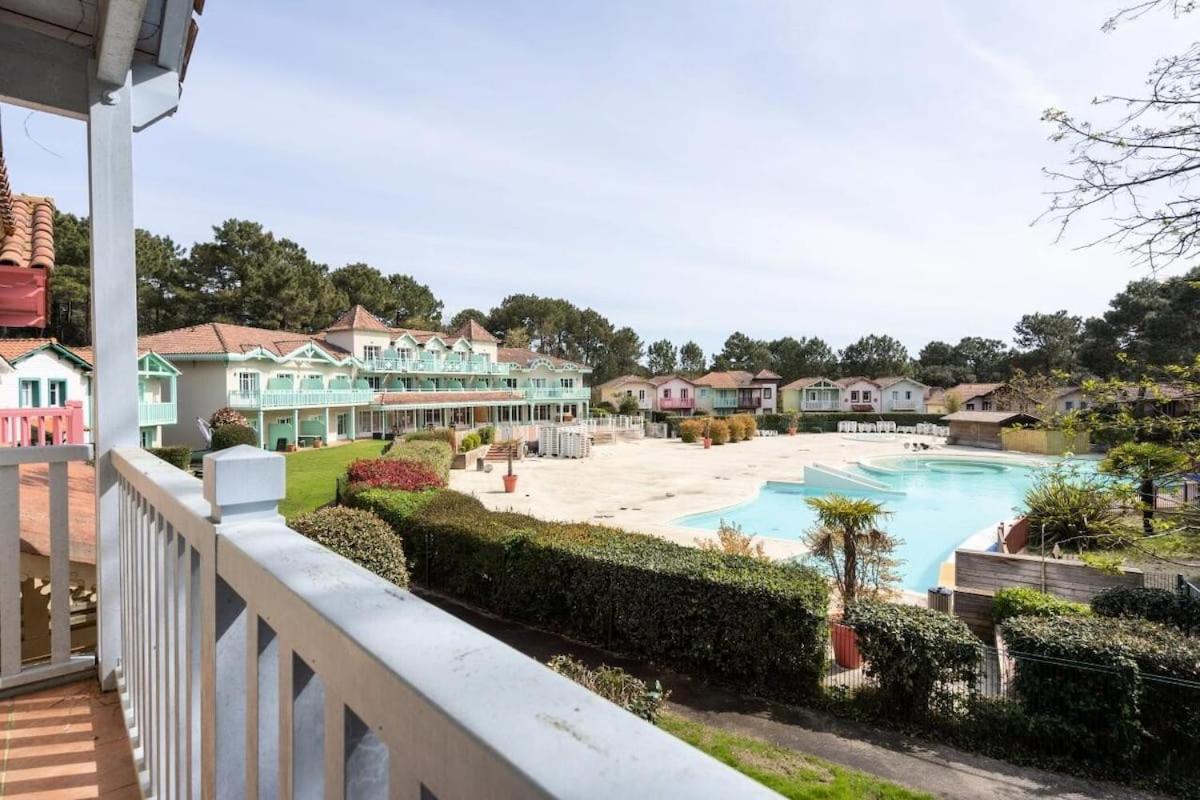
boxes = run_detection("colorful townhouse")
[650,375,697,415]
[140,306,592,450]
[693,370,781,415]
[781,376,930,414]
[945,382,1006,412]
[781,377,841,412]
[592,375,657,412]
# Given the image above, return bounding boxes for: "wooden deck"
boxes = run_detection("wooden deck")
[0,679,138,799]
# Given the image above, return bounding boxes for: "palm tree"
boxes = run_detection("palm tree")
[802,494,899,606]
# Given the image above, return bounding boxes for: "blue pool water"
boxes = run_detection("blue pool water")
[676,456,1047,591]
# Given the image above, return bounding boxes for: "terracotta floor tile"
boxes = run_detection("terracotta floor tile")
[0,679,136,800]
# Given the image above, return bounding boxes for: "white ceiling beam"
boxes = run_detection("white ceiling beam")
[157,0,191,72]
[130,60,179,131]
[0,23,89,119]
[95,0,150,85]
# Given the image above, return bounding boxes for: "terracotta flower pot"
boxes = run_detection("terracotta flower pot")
[502,474,518,493]
[831,621,862,669]
[703,437,712,449]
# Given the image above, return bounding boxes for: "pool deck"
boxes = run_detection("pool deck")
[450,433,1043,561]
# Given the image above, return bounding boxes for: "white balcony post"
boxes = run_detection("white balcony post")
[88,66,137,690]
[203,445,285,524]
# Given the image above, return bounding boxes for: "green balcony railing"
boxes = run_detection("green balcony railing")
[138,401,177,426]
[361,358,511,376]
[227,389,377,410]
[523,387,590,401]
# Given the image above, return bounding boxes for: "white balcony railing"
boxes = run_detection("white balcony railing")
[523,387,590,401]
[138,400,177,426]
[361,358,511,376]
[227,389,377,410]
[111,446,768,799]
[802,400,839,411]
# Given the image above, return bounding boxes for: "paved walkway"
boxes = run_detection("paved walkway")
[0,679,138,799]
[422,592,1166,800]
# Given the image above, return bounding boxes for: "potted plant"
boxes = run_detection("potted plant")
[702,418,712,449]
[502,444,518,493]
[800,494,898,669]
[785,411,799,436]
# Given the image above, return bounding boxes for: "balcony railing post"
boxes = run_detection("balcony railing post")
[203,446,286,524]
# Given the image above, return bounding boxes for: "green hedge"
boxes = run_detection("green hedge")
[385,439,453,483]
[664,411,947,437]
[147,445,191,470]
[992,587,1091,623]
[1001,614,1200,772]
[1091,586,1200,635]
[380,489,829,702]
[459,432,482,453]
[845,600,979,719]
[212,424,258,451]
[404,427,456,447]
[292,506,410,587]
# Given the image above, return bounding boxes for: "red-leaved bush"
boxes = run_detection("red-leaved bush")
[345,458,444,493]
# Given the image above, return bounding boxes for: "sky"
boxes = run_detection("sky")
[1,1,1194,358]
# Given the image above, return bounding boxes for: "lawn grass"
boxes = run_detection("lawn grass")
[279,439,388,520]
[659,713,931,800]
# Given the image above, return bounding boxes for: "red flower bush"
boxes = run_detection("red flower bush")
[345,458,444,493]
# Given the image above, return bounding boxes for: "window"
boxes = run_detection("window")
[861,390,871,402]
[366,376,382,390]
[504,378,518,389]
[905,390,912,400]
[336,413,349,436]
[663,388,672,399]
[47,379,67,406]
[681,388,688,399]
[1064,400,1074,411]
[140,428,154,448]
[638,389,646,401]
[399,348,414,360]
[982,401,993,411]
[363,345,381,362]
[763,387,772,399]
[560,377,575,388]
[237,372,259,395]
[892,391,899,400]
[850,390,860,402]
[700,388,709,398]
[965,402,976,411]
[808,391,816,401]
[1081,401,1089,410]
[19,380,40,408]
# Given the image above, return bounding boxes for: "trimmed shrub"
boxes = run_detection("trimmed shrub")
[617,395,641,416]
[679,419,703,444]
[1092,586,1200,635]
[211,423,258,451]
[708,419,729,445]
[291,506,410,587]
[209,407,248,428]
[1001,614,1200,769]
[597,401,617,414]
[386,439,453,482]
[591,407,610,417]
[147,445,191,470]
[726,415,746,442]
[992,587,1091,623]
[348,487,440,529]
[405,427,456,448]
[478,426,495,445]
[386,489,829,703]
[459,432,482,453]
[741,414,758,438]
[547,655,668,724]
[345,458,443,492]
[845,600,979,719]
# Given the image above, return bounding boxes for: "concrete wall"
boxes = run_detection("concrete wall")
[163,360,228,449]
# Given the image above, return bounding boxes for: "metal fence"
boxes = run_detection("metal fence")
[821,636,1200,780]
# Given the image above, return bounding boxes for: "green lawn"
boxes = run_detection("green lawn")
[660,714,931,800]
[279,439,388,521]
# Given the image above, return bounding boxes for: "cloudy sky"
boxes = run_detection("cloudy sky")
[0,1,1192,356]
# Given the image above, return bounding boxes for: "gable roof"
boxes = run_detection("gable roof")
[755,369,782,380]
[454,319,498,344]
[943,410,1039,425]
[782,376,834,391]
[326,305,392,333]
[0,337,91,370]
[598,374,654,390]
[649,374,695,386]
[946,382,1005,402]
[497,347,589,370]
[875,376,928,390]
[0,188,54,272]
[138,323,350,360]
[835,376,879,388]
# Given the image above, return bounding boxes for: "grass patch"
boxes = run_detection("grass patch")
[659,713,931,800]
[280,440,387,520]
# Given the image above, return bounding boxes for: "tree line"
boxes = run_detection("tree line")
[41,213,1200,387]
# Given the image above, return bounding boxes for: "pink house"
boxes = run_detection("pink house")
[0,160,54,329]
[650,375,696,415]
[836,377,881,412]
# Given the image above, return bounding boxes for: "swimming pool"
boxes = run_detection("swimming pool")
[675,455,1049,591]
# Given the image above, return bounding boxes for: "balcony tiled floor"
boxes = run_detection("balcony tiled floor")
[0,679,138,799]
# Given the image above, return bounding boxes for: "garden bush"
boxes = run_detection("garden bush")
[617,395,641,416]
[740,413,758,438]
[459,432,482,453]
[726,415,745,442]
[1091,586,1200,635]
[992,587,1091,623]
[478,426,495,445]
[708,419,729,445]
[345,458,444,493]
[209,407,248,429]
[547,655,668,724]
[348,487,440,529]
[845,600,979,719]
[211,423,258,451]
[404,427,457,447]
[383,489,829,703]
[1001,614,1200,771]
[386,439,453,482]
[291,506,410,587]
[679,419,703,444]
[1022,462,1129,550]
[147,445,191,470]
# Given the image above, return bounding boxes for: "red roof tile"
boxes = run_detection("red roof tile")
[497,347,587,369]
[138,322,349,359]
[0,193,55,271]
[327,305,392,332]
[454,319,498,343]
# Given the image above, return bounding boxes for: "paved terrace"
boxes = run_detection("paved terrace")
[451,433,958,559]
